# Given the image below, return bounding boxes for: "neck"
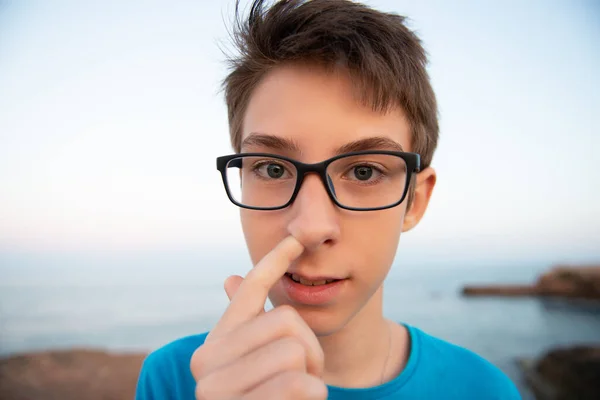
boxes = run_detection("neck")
[318,286,405,388]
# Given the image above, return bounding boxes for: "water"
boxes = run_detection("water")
[1,259,599,400]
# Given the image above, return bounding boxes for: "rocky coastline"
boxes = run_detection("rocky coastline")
[0,349,146,400]
[462,265,600,300]
[463,264,600,399]
[518,346,600,400]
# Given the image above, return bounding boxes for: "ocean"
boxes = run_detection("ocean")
[1,255,599,400]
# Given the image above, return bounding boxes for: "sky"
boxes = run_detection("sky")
[0,0,598,270]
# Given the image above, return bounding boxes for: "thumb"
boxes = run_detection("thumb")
[224,275,244,301]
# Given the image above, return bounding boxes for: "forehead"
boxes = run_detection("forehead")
[241,64,411,158]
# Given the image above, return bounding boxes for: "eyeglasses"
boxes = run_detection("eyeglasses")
[216,150,420,211]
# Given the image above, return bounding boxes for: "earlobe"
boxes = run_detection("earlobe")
[402,167,436,232]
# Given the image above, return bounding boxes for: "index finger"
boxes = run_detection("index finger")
[212,235,304,336]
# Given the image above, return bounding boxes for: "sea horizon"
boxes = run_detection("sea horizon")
[2,256,600,400]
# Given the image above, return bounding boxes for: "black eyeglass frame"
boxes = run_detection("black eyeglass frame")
[216,150,421,211]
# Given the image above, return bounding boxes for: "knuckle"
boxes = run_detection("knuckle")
[280,338,306,368]
[283,373,327,399]
[190,346,209,379]
[195,374,225,400]
[273,306,324,368]
[314,344,325,368]
[281,372,306,395]
[276,304,301,326]
[288,376,306,396]
[194,379,209,400]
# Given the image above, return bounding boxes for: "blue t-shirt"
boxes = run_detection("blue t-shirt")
[135,324,521,399]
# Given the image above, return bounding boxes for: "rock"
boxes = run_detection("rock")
[537,267,600,299]
[518,346,600,400]
[0,349,147,400]
[462,265,600,300]
[462,284,539,296]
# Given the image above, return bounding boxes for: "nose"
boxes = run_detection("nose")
[287,174,341,252]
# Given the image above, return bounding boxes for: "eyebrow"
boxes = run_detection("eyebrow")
[241,133,301,153]
[241,133,404,155]
[334,136,404,154]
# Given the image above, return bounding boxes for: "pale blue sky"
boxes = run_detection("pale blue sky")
[0,0,598,268]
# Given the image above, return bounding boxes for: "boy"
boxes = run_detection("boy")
[135,0,521,398]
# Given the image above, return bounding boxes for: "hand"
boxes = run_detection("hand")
[190,236,327,400]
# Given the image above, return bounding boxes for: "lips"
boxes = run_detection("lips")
[281,272,347,305]
[285,272,340,286]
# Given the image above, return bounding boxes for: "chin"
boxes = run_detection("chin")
[269,294,352,337]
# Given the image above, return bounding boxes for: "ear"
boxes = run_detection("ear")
[402,167,436,232]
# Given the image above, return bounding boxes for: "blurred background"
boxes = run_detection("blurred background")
[1,1,599,399]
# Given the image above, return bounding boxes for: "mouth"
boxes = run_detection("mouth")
[281,272,347,305]
[284,272,343,286]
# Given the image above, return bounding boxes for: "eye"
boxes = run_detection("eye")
[353,166,374,181]
[265,163,285,178]
[253,161,292,179]
[344,164,383,183]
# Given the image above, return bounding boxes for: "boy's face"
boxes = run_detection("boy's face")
[238,64,435,335]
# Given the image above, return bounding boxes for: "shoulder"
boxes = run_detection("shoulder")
[408,325,521,399]
[143,332,209,369]
[135,332,209,400]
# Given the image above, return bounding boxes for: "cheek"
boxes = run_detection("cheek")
[353,208,405,276]
[240,210,284,265]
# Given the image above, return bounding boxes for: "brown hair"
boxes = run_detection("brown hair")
[222,0,439,169]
